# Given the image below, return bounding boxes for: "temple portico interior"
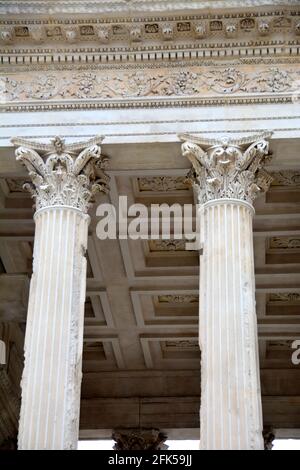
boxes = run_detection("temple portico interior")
[0,0,300,450]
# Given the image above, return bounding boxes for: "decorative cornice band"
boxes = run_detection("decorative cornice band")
[0,7,299,49]
[0,1,299,15]
[0,95,297,113]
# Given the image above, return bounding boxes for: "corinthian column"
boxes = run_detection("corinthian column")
[11,136,109,450]
[179,132,273,450]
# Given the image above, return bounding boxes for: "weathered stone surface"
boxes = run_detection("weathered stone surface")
[12,137,108,450]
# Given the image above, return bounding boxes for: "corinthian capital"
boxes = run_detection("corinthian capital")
[179,132,273,205]
[11,135,109,213]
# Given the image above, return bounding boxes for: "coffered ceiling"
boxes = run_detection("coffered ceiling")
[0,139,300,436]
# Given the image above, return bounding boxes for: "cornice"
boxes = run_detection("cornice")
[0,8,299,50]
[1,2,299,113]
[0,9,299,67]
[0,1,299,16]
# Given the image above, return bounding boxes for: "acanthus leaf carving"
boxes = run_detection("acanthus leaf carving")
[11,136,110,213]
[112,428,168,451]
[138,176,190,192]
[1,66,300,105]
[179,132,273,205]
[270,171,300,187]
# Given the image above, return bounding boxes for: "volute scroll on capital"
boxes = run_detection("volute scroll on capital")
[11,135,110,213]
[179,131,273,205]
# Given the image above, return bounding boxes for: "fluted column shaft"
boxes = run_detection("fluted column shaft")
[11,135,108,450]
[18,207,89,449]
[199,199,263,450]
[179,132,273,450]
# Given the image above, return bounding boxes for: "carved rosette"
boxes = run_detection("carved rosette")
[11,136,109,213]
[179,132,273,205]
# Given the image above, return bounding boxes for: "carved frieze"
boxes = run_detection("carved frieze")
[270,171,300,187]
[138,176,190,192]
[164,340,199,350]
[269,237,300,249]
[5,178,30,193]
[1,65,299,109]
[149,239,186,251]
[269,293,300,302]
[179,132,273,205]
[158,294,199,303]
[11,136,110,213]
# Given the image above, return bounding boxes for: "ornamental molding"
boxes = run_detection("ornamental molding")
[0,10,299,48]
[1,65,300,112]
[1,96,297,113]
[270,170,300,186]
[149,239,187,251]
[1,45,300,69]
[164,340,199,350]
[158,294,199,303]
[138,176,190,192]
[269,236,300,249]
[5,178,30,193]
[0,1,299,15]
[11,136,110,213]
[269,293,300,302]
[179,131,273,205]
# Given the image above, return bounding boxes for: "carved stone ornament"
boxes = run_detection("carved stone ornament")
[269,237,300,249]
[0,27,14,44]
[138,176,190,192]
[158,294,199,303]
[29,25,46,43]
[1,67,298,105]
[263,427,275,450]
[11,136,110,213]
[269,293,300,303]
[149,239,187,251]
[270,171,300,187]
[112,428,168,450]
[179,132,273,205]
